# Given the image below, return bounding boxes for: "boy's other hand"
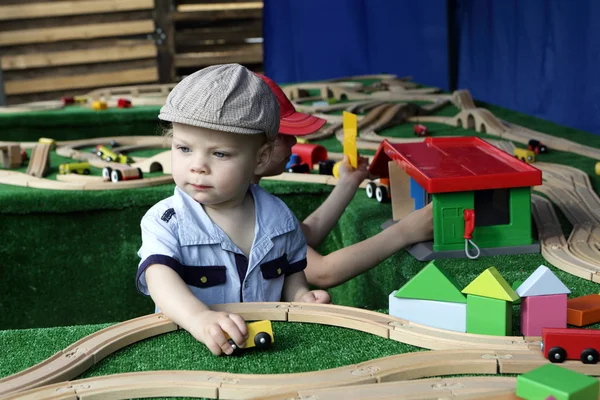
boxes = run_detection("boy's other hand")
[190,310,248,356]
[402,202,434,245]
[338,155,370,186]
[295,289,332,304]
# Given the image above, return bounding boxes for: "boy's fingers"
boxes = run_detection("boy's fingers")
[203,337,223,356]
[229,313,248,338]
[219,318,246,349]
[208,325,233,355]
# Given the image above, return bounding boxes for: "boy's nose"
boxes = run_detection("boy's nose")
[190,157,209,174]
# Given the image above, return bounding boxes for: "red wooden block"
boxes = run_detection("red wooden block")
[521,294,567,336]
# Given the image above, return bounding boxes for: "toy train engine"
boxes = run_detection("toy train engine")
[528,139,547,154]
[365,178,391,203]
[95,145,130,164]
[286,154,310,173]
[541,327,600,364]
[514,148,536,164]
[59,162,91,175]
[227,320,274,355]
[414,124,428,137]
[102,166,143,183]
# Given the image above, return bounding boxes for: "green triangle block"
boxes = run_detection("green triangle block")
[394,261,466,303]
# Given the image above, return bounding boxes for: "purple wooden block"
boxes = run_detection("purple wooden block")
[521,294,567,336]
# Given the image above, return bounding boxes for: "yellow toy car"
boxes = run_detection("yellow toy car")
[596,161,600,176]
[59,162,91,175]
[514,148,536,163]
[95,145,130,164]
[227,320,274,354]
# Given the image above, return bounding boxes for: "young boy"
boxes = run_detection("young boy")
[136,64,330,357]
[255,74,434,289]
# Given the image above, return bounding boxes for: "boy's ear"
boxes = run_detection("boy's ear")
[254,141,274,175]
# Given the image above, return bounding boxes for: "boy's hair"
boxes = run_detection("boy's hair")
[158,64,280,140]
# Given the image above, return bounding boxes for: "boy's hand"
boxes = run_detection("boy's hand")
[337,155,370,186]
[189,310,248,356]
[295,289,332,304]
[402,202,434,245]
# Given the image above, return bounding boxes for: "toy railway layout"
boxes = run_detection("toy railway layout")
[1,75,600,400]
[2,302,600,400]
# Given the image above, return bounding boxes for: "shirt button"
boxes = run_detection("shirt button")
[200,276,207,284]
[277,268,282,275]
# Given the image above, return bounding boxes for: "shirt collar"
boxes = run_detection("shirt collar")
[172,184,297,248]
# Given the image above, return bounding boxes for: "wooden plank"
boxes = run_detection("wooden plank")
[174,44,262,68]
[1,44,157,70]
[177,2,263,12]
[0,0,154,21]
[5,67,158,95]
[172,9,262,21]
[0,20,155,47]
[155,0,175,83]
[176,21,262,44]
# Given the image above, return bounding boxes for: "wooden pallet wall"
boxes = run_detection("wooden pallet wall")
[0,0,160,105]
[171,0,264,79]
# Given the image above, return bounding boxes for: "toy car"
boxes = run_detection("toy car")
[542,327,600,364]
[117,98,132,108]
[414,124,428,137]
[102,166,143,183]
[528,139,547,154]
[596,161,600,176]
[92,100,108,110]
[366,178,391,203]
[227,320,274,355]
[286,154,310,173]
[95,145,130,164]
[59,162,91,175]
[514,148,536,163]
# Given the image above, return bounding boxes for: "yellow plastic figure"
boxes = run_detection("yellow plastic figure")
[343,111,358,168]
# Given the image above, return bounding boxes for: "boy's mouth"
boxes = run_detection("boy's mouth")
[191,184,212,190]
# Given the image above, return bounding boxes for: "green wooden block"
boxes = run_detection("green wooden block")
[394,260,466,303]
[516,364,599,400]
[466,294,511,336]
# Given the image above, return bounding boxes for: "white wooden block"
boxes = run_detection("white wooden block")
[389,291,466,332]
[516,264,570,297]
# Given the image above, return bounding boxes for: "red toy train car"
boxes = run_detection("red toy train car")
[541,327,600,364]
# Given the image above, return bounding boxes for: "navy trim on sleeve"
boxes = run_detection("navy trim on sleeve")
[285,258,307,277]
[136,254,227,295]
[259,254,289,280]
[161,208,176,223]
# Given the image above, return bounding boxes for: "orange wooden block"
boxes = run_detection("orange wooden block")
[567,294,600,326]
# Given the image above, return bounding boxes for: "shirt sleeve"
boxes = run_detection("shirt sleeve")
[136,211,181,295]
[285,217,308,276]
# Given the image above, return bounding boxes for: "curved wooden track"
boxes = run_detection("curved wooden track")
[3,302,600,400]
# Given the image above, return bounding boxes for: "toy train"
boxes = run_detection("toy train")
[542,327,600,364]
[227,320,274,355]
[514,148,536,164]
[102,166,143,183]
[365,178,390,203]
[95,145,131,164]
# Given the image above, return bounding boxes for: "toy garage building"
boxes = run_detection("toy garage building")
[368,137,543,260]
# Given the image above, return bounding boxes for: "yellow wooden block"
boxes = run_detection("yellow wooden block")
[343,111,358,168]
[461,266,519,302]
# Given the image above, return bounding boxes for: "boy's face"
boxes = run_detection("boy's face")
[258,134,297,177]
[171,123,271,207]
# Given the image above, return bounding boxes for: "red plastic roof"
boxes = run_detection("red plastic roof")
[368,137,542,193]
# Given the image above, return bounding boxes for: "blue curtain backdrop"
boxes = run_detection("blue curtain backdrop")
[456,0,600,136]
[263,0,449,90]
[264,0,600,136]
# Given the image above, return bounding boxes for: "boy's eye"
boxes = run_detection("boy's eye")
[213,151,227,158]
[178,146,190,153]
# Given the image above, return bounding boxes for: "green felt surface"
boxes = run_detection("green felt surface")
[1,84,600,392]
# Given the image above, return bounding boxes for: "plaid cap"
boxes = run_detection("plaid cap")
[159,64,280,140]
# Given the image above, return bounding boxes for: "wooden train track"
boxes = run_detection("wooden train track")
[3,302,600,400]
[24,144,50,178]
